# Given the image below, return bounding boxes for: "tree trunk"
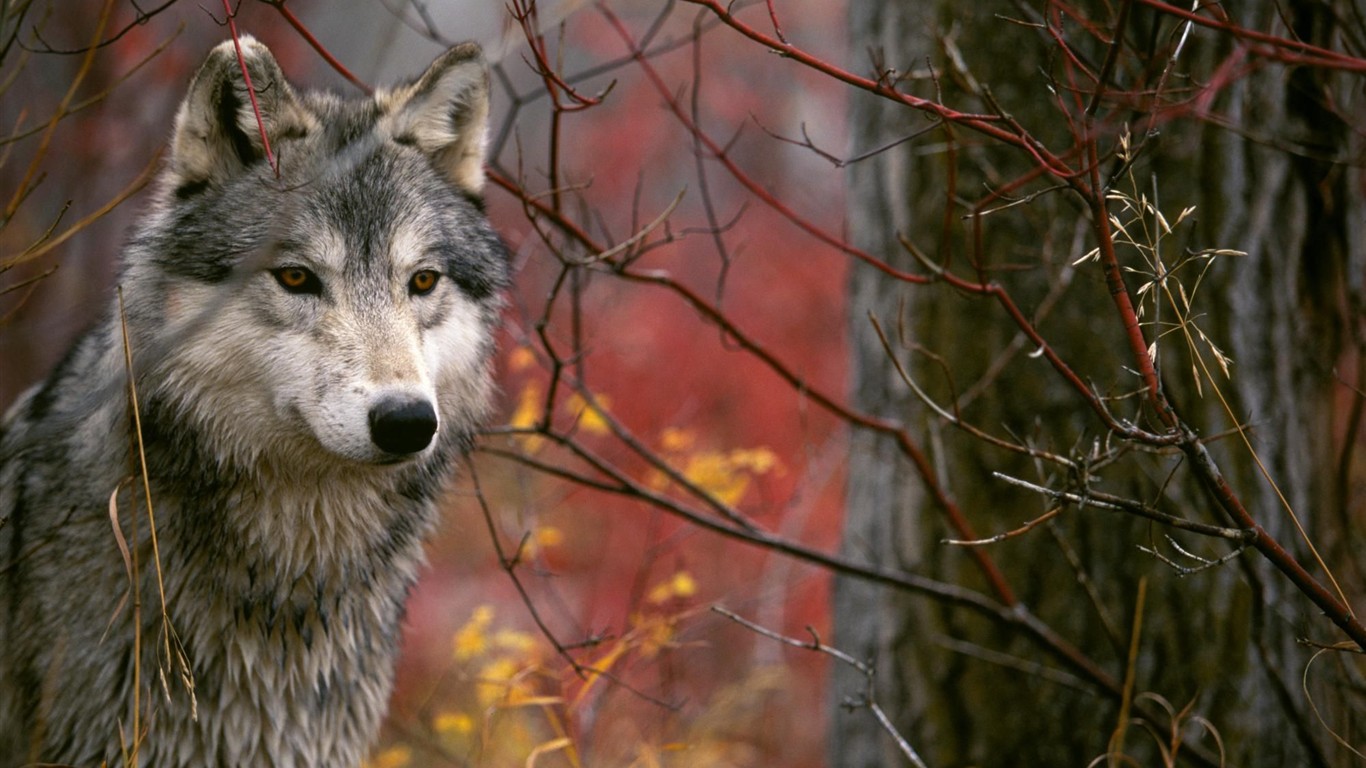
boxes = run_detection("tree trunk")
[832,2,1363,766]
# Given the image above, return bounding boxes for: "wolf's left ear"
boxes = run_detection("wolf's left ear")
[171,36,313,189]
[383,43,491,195]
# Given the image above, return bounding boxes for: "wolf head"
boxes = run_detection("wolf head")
[121,37,508,471]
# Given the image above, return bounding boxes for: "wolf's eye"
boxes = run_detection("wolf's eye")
[272,267,322,295]
[409,269,441,296]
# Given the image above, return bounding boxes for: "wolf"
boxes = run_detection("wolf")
[0,35,507,767]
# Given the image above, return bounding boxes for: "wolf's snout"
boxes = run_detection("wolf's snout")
[369,397,438,455]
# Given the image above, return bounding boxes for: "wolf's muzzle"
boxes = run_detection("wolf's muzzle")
[369,397,438,455]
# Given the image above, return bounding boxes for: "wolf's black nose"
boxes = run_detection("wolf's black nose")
[369,398,438,455]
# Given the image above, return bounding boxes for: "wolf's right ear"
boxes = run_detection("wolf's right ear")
[170,36,313,190]
[380,43,491,196]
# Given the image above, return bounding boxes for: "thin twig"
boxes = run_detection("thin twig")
[992,471,1255,542]
[713,607,930,768]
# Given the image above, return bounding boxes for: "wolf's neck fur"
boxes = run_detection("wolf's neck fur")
[128,406,441,766]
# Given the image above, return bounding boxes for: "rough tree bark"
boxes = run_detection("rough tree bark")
[832,1,1363,766]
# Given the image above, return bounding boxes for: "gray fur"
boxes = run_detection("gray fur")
[0,37,507,767]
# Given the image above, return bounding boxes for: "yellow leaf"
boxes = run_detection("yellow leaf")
[566,393,611,435]
[478,655,547,707]
[522,525,565,558]
[660,427,695,451]
[683,452,750,506]
[493,628,540,656]
[509,346,537,372]
[647,570,696,604]
[433,711,475,736]
[647,581,673,604]
[573,639,631,706]
[510,384,545,452]
[453,605,495,661]
[534,525,564,547]
[728,447,779,475]
[637,616,676,659]
[511,385,542,429]
[364,745,411,768]
[476,656,522,706]
[670,570,697,598]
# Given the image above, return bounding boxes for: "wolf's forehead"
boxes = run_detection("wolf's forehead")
[299,220,434,270]
[299,194,447,288]
[302,148,444,250]
[307,94,384,149]
[301,215,437,285]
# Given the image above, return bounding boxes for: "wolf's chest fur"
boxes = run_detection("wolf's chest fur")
[148,483,430,766]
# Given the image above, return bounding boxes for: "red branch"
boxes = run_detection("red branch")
[673,0,1082,182]
[1134,0,1366,71]
[222,0,278,177]
[262,0,373,94]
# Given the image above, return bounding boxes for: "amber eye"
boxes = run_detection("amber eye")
[409,269,441,296]
[271,266,322,295]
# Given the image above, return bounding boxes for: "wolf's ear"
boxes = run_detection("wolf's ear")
[382,43,490,195]
[170,36,312,189]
